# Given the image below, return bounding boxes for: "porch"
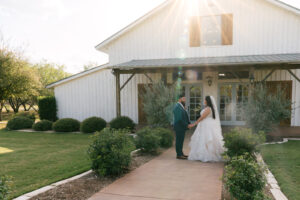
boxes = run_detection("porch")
[110,53,300,126]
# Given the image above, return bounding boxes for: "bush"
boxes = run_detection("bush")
[244,84,291,133]
[32,120,53,131]
[0,175,12,200]
[223,154,266,200]
[38,96,57,122]
[14,112,36,122]
[52,118,80,132]
[153,127,174,148]
[80,117,106,133]
[110,116,135,131]
[141,81,180,127]
[135,127,161,154]
[87,128,135,176]
[6,117,34,130]
[223,128,265,158]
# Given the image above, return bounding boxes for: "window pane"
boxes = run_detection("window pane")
[201,15,221,46]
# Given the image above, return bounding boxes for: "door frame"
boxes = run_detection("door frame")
[182,83,203,122]
[218,82,249,126]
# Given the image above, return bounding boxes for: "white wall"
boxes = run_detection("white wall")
[107,0,300,65]
[54,68,300,126]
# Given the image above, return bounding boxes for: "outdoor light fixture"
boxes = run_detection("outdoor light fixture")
[249,74,255,84]
[206,76,213,86]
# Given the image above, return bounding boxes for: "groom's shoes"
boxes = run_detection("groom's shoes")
[176,155,187,160]
[183,154,188,158]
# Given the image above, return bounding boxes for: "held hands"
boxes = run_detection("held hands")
[188,123,197,129]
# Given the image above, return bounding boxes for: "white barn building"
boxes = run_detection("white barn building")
[47,0,300,127]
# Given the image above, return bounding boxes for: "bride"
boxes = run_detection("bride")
[188,96,225,162]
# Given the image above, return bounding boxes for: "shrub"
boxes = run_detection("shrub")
[87,128,135,177]
[223,128,265,158]
[0,175,12,200]
[14,112,36,122]
[32,120,53,131]
[38,96,57,122]
[110,116,135,131]
[223,154,266,200]
[153,127,174,148]
[80,117,106,133]
[141,81,180,127]
[135,127,161,154]
[52,118,80,132]
[244,84,291,133]
[6,117,34,130]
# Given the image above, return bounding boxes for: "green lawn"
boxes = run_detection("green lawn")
[260,141,300,200]
[0,130,93,199]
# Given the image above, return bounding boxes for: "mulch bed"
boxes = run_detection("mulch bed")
[29,154,156,200]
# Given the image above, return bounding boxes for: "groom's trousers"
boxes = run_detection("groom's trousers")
[175,130,185,156]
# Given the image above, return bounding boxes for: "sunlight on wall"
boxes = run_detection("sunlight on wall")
[0,147,14,154]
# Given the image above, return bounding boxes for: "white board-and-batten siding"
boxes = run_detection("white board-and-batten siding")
[107,0,300,65]
[54,68,300,126]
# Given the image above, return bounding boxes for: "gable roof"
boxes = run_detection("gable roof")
[46,63,109,89]
[95,0,300,53]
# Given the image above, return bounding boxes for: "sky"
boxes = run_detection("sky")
[0,0,299,74]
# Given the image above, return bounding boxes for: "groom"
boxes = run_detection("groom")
[173,94,193,159]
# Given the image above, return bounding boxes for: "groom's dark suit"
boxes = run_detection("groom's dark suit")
[173,102,191,157]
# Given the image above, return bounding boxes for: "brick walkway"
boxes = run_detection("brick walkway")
[89,136,224,200]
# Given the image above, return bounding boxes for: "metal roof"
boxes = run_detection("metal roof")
[111,53,300,69]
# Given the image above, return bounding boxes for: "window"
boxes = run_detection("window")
[201,15,222,46]
[189,14,233,47]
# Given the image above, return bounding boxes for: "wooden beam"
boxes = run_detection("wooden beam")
[261,69,276,82]
[287,69,300,83]
[144,73,153,82]
[114,70,121,117]
[120,73,135,91]
[229,71,243,83]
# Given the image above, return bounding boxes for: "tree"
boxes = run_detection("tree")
[83,61,98,71]
[142,81,180,127]
[33,61,71,96]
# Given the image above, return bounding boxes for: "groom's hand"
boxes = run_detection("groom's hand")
[188,124,193,129]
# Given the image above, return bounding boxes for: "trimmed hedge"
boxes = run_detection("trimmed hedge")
[153,127,174,148]
[80,117,106,133]
[6,117,34,130]
[110,116,135,131]
[52,118,80,132]
[223,154,266,200]
[223,128,265,158]
[0,175,12,200]
[135,127,161,154]
[32,120,53,131]
[14,112,36,122]
[88,128,135,176]
[38,96,57,122]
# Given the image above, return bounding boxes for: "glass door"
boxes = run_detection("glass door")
[184,85,203,122]
[219,83,249,125]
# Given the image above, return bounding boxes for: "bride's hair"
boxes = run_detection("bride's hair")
[205,96,216,119]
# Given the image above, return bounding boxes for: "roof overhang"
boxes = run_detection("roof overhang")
[95,0,173,53]
[109,54,300,73]
[46,63,109,89]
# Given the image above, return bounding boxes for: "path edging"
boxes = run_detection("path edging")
[13,170,92,200]
[256,138,300,200]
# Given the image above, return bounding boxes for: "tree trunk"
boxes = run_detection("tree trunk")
[0,102,4,121]
[8,98,22,113]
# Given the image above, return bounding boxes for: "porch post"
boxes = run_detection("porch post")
[249,67,255,96]
[114,69,121,117]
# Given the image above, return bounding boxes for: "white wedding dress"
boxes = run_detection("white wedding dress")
[188,96,225,162]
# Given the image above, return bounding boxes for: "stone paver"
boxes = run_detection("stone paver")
[89,136,224,200]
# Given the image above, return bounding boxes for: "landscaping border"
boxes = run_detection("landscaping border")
[257,138,300,200]
[13,170,92,200]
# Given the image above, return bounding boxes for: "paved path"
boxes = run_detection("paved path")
[89,136,224,200]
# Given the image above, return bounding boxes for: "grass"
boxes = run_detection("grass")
[260,140,300,200]
[0,130,93,199]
